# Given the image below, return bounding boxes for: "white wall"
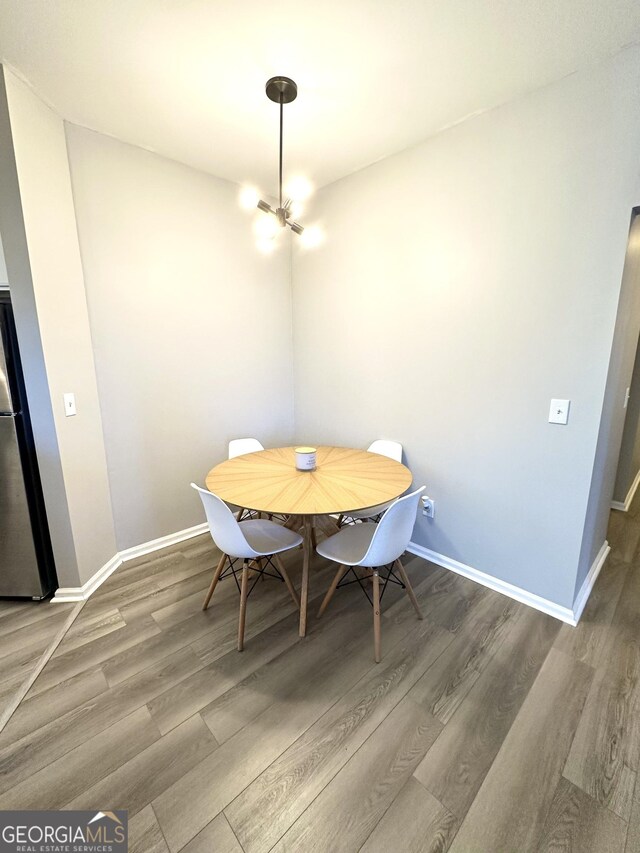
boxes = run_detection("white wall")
[65,125,295,551]
[0,67,117,587]
[292,48,640,609]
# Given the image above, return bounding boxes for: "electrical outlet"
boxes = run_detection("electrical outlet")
[63,392,76,417]
[548,398,570,425]
[421,496,435,518]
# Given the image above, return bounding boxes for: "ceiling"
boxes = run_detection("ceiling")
[1,1,639,196]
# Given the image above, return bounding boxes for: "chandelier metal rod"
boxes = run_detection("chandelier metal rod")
[261,76,304,235]
[279,96,284,210]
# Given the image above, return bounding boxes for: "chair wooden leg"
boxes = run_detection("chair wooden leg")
[317,515,340,536]
[246,558,259,580]
[373,569,381,663]
[236,508,245,522]
[272,553,300,609]
[336,514,344,528]
[317,564,348,617]
[311,521,318,550]
[238,561,250,651]
[202,552,227,611]
[395,558,423,620]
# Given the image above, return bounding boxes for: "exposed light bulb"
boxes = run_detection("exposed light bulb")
[239,186,260,210]
[289,200,304,218]
[285,176,313,202]
[300,225,324,249]
[256,237,276,254]
[254,214,279,239]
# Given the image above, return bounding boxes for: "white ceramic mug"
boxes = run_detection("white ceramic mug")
[295,446,317,471]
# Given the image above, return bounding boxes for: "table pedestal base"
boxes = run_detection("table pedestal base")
[300,517,312,637]
[281,512,350,637]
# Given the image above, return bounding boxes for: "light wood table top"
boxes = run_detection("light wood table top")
[205,445,413,516]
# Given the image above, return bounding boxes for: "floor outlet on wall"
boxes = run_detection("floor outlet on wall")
[421,496,435,518]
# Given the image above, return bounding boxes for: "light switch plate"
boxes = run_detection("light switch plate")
[549,398,570,425]
[63,392,76,417]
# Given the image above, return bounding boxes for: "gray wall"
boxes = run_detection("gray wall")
[3,49,639,610]
[65,124,295,551]
[292,48,640,609]
[576,211,640,594]
[0,69,80,587]
[0,234,8,286]
[613,326,640,504]
[0,67,118,587]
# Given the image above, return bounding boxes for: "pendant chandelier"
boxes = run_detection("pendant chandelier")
[240,76,322,252]
[258,76,304,235]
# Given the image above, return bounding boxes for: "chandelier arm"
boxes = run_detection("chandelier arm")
[257,199,275,214]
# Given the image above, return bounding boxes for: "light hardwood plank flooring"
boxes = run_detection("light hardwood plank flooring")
[1,501,640,851]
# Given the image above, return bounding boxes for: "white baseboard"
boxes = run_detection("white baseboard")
[406,539,610,626]
[611,467,640,512]
[571,540,610,623]
[51,522,209,603]
[52,518,609,626]
[52,554,122,603]
[117,522,208,562]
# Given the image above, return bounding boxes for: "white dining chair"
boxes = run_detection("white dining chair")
[316,486,425,662]
[228,437,264,459]
[338,439,404,526]
[192,483,302,651]
[228,438,264,521]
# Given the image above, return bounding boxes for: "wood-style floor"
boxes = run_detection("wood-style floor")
[1,502,639,852]
[0,597,74,725]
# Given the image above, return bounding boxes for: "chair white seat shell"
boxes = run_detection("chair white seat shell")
[343,439,404,522]
[227,438,265,521]
[348,501,395,520]
[235,518,302,555]
[192,483,302,650]
[367,439,403,461]
[228,437,264,459]
[317,486,425,662]
[316,522,378,565]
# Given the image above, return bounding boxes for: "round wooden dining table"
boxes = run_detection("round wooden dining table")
[205,445,413,637]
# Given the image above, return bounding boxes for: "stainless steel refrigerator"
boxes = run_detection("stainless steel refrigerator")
[0,294,56,598]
